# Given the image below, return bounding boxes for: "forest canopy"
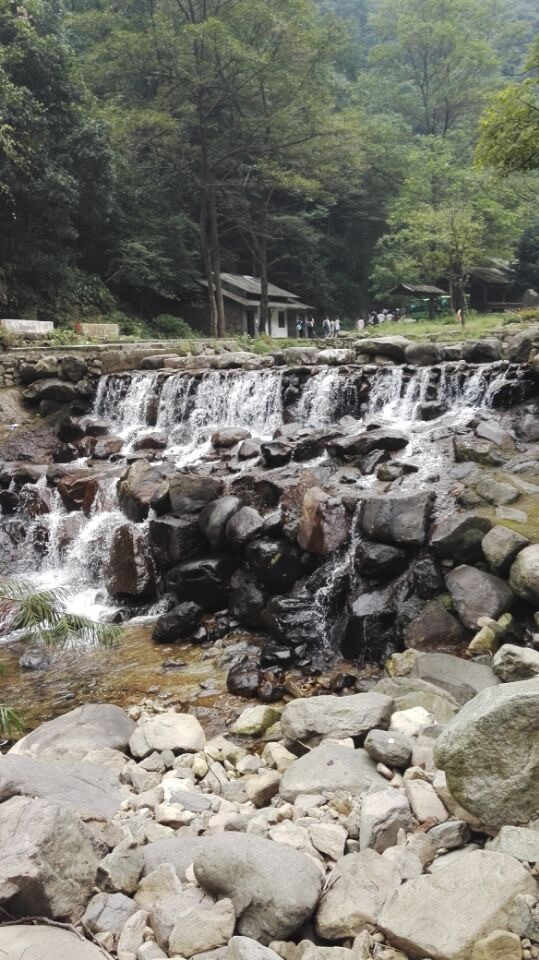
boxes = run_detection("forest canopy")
[0,0,537,329]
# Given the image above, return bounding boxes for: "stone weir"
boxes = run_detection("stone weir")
[1,334,539,702]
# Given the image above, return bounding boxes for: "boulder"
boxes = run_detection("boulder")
[475,420,515,449]
[199,495,242,547]
[228,937,283,960]
[226,507,265,547]
[359,787,414,853]
[445,565,514,630]
[374,676,460,723]
[169,473,223,514]
[487,824,539,862]
[246,539,302,593]
[0,796,100,920]
[0,926,105,960]
[24,377,78,402]
[363,729,413,768]
[509,544,539,604]
[475,477,520,505]
[229,571,266,628]
[129,712,205,758]
[280,742,387,801]
[462,338,502,362]
[10,703,135,761]
[378,850,536,960]
[405,779,448,823]
[169,897,236,957]
[434,678,539,829]
[328,428,408,460]
[104,523,156,597]
[148,515,205,568]
[166,555,237,611]
[0,754,123,821]
[409,652,499,704]
[133,431,168,450]
[142,836,209,880]
[493,643,539,681]
[261,440,293,467]
[317,348,355,365]
[83,891,138,943]
[316,849,400,939]
[482,525,529,573]
[360,493,433,546]
[118,460,169,521]
[471,930,523,960]
[297,487,349,555]
[356,336,410,361]
[193,833,324,943]
[404,342,443,365]
[59,355,88,382]
[430,515,492,564]
[96,840,143,894]
[211,427,251,448]
[282,347,320,365]
[356,541,408,580]
[404,600,465,652]
[454,436,507,467]
[281,692,393,744]
[57,471,100,512]
[152,602,203,642]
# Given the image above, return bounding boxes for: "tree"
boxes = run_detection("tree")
[477,38,539,174]
[370,138,524,309]
[0,578,121,740]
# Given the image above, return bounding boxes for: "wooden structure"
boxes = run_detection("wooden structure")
[388,283,446,318]
[202,274,312,338]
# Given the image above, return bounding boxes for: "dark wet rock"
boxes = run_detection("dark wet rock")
[342,585,397,662]
[260,441,293,467]
[446,564,514,630]
[118,460,169,521]
[481,524,529,573]
[133,431,168,450]
[410,555,444,598]
[211,427,251,449]
[430,514,492,563]
[53,441,79,463]
[262,596,316,649]
[462,339,502,362]
[199,496,242,548]
[404,600,465,652]
[246,539,302,594]
[361,492,434,546]
[227,664,261,698]
[404,342,443,365]
[56,472,100,513]
[84,418,110,437]
[0,461,48,485]
[57,416,85,443]
[226,507,265,547]
[418,401,446,421]
[358,448,389,475]
[297,487,348,555]
[0,489,18,513]
[57,355,88,382]
[517,411,539,442]
[149,514,204,569]
[166,555,237,611]
[327,428,408,461]
[23,378,78,403]
[19,483,51,517]
[356,541,408,579]
[229,568,267,628]
[104,523,156,598]
[454,435,507,466]
[169,473,223,515]
[238,439,260,460]
[152,601,203,642]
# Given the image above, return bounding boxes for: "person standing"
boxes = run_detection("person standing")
[307,317,315,339]
[329,318,335,336]
[334,317,341,337]
[296,315,304,338]
[322,316,330,338]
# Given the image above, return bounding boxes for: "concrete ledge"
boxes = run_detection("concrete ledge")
[1,318,54,336]
[74,322,119,340]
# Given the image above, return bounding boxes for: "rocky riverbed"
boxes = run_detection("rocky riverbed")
[0,328,539,958]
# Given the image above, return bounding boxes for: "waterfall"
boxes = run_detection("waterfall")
[94,372,158,438]
[366,367,405,416]
[294,369,342,423]
[156,375,196,430]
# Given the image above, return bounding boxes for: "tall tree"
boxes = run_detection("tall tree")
[477,38,539,174]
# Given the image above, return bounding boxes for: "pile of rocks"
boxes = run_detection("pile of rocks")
[0,653,537,960]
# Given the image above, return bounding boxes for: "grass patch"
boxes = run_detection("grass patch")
[355,311,538,343]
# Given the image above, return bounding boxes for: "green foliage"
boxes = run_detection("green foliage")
[151,315,197,339]
[477,38,539,173]
[0,704,24,740]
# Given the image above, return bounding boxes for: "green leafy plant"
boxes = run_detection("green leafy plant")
[0,704,24,740]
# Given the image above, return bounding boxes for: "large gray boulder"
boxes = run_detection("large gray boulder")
[142,836,209,879]
[0,796,100,920]
[356,336,410,361]
[482,525,529,573]
[359,787,414,853]
[281,692,393,744]
[228,937,283,960]
[410,652,500,704]
[0,754,123,821]
[280,742,387,801]
[316,849,400,939]
[404,342,443,365]
[434,678,539,829]
[193,833,323,943]
[360,493,433,546]
[83,891,138,943]
[509,544,539,604]
[493,643,539,682]
[129,712,205,758]
[378,850,536,960]
[487,824,539,862]
[10,703,135,762]
[445,565,514,630]
[0,926,105,960]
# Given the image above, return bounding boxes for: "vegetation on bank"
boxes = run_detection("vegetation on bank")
[0,0,537,332]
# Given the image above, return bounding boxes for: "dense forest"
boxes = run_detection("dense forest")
[0,0,538,333]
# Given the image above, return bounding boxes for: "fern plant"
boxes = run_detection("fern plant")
[0,578,123,741]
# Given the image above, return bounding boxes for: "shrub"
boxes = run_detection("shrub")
[151,314,198,339]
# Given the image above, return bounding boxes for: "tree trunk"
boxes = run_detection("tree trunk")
[259,242,269,335]
[200,190,217,337]
[209,186,226,338]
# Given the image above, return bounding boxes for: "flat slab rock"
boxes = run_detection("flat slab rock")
[0,925,105,960]
[280,742,387,801]
[280,692,393,743]
[378,850,536,960]
[9,703,135,762]
[0,753,123,821]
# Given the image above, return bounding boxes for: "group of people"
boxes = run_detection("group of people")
[295,307,402,339]
[322,317,341,338]
[364,307,401,327]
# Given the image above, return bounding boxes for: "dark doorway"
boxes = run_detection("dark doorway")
[246,309,257,337]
